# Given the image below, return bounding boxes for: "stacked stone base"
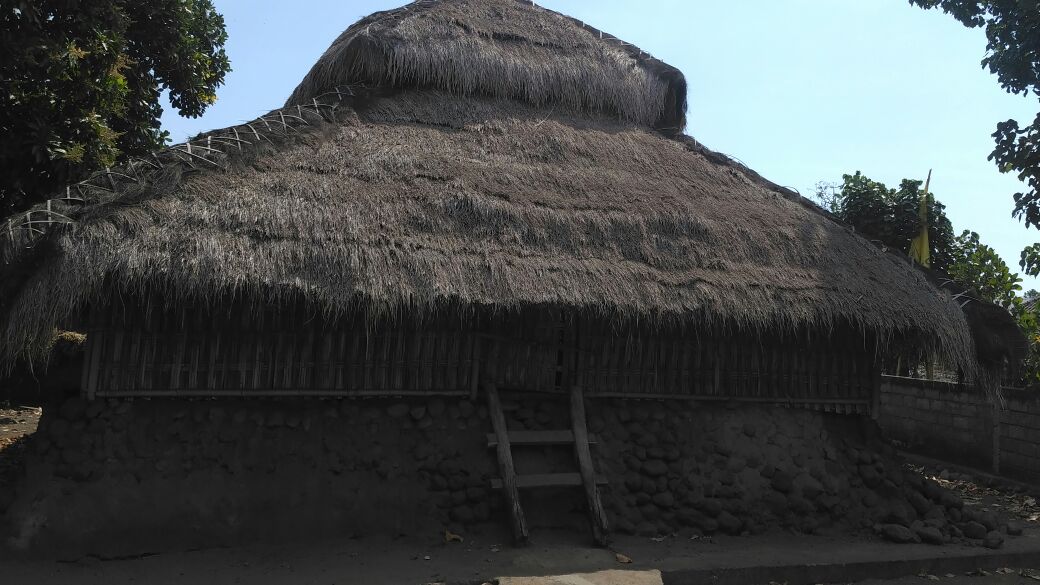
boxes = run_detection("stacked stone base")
[2,396,501,555]
[587,400,1013,547]
[0,395,1014,555]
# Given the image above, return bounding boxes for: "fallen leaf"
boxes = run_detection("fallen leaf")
[615,552,632,564]
[444,529,463,544]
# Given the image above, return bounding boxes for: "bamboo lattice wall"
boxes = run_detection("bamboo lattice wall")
[81,300,878,413]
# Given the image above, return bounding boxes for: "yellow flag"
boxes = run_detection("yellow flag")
[909,169,932,267]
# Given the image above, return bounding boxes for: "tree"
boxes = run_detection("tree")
[0,1,230,216]
[1014,289,1040,385]
[816,171,1025,304]
[816,171,956,271]
[1021,243,1040,277]
[948,230,1022,308]
[909,1,1040,272]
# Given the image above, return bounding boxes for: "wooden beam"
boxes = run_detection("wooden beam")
[94,389,469,398]
[587,392,870,405]
[486,382,529,546]
[487,430,599,448]
[571,385,609,547]
[491,473,608,489]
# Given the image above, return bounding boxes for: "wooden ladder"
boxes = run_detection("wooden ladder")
[485,383,609,546]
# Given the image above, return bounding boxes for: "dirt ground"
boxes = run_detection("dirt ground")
[502,568,1040,585]
[3,526,1040,585]
[858,567,1040,585]
[0,404,40,494]
[908,460,1040,524]
[0,404,40,445]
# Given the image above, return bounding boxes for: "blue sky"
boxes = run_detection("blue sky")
[160,0,1040,290]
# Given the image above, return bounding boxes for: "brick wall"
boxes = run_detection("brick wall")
[878,375,1040,482]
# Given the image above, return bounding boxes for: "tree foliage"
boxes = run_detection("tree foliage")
[0,0,230,216]
[1014,289,1040,385]
[948,230,1022,308]
[909,1,1040,257]
[816,172,1025,307]
[817,171,956,271]
[1021,242,1040,277]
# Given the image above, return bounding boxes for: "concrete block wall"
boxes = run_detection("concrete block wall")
[878,376,1040,482]
[998,389,1040,481]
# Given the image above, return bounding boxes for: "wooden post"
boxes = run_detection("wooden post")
[405,324,418,391]
[570,385,609,546]
[610,333,624,394]
[713,348,722,396]
[643,334,657,394]
[992,396,1002,475]
[421,332,434,391]
[362,328,373,392]
[346,328,359,391]
[82,329,102,400]
[469,335,482,401]
[870,364,882,420]
[446,331,460,391]
[208,330,221,391]
[486,383,529,545]
[252,333,264,390]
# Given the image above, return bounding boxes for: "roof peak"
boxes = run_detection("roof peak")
[284,0,687,131]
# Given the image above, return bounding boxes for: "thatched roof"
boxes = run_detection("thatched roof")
[284,0,687,132]
[918,266,1028,376]
[0,0,995,380]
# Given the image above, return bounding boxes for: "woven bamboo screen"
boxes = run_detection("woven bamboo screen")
[81,300,878,412]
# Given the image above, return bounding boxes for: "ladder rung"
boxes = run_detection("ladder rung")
[486,430,598,447]
[491,473,609,490]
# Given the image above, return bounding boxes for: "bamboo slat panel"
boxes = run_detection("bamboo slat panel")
[85,301,879,410]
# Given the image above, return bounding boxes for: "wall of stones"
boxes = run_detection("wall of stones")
[2,396,504,556]
[1,393,995,556]
[877,376,1040,482]
[586,400,973,545]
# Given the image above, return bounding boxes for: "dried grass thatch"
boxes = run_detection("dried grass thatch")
[0,0,992,383]
[285,0,687,132]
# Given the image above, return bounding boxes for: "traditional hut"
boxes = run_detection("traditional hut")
[0,0,1020,553]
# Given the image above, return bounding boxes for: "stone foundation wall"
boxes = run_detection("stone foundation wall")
[588,400,965,541]
[2,395,980,556]
[3,397,503,555]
